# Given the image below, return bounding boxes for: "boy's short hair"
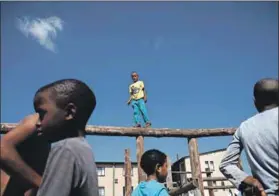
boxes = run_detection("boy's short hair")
[140,149,167,176]
[34,79,96,125]
[131,71,138,75]
[253,78,279,106]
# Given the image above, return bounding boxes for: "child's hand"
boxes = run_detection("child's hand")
[19,113,39,132]
[144,97,147,103]
[127,100,131,105]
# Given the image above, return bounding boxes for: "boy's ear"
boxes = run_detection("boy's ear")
[156,164,162,173]
[64,103,77,120]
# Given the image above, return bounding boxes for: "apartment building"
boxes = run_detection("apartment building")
[96,162,138,196]
[172,148,237,196]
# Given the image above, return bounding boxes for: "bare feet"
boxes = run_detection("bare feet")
[145,122,151,128]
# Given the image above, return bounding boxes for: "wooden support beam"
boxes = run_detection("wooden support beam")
[124,149,132,196]
[188,138,205,196]
[204,185,235,189]
[169,180,198,196]
[0,123,236,138]
[206,171,214,196]
[166,156,173,189]
[171,171,213,174]
[202,177,228,181]
[136,136,145,182]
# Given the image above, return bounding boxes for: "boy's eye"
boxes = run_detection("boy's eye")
[38,110,46,120]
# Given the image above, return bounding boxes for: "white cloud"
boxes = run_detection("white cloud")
[17,16,63,53]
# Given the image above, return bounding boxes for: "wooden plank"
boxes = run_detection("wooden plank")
[166,156,173,189]
[169,180,198,196]
[124,149,132,196]
[0,123,236,138]
[136,136,145,182]
[188,138,205,196]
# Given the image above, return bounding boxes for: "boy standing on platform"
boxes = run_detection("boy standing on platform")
[127,71,151,128]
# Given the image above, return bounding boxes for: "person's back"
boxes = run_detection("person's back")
[37,137,98,196]
[220,78,279,196]
[132,180,168,196]
[239,107,278,194]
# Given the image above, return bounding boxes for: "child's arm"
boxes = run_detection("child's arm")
[127,96,132,105]
[0,114,43,188]
[127,85,133,105]
[142,81,147,102]
[143,88,147,102]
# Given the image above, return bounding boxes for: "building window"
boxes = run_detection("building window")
[98,187,105,196]
[205,161,215,172]
[97,167,105,176]
[205,161,209,171]
[122,167,133,176]
[210,161,215,171]
[221,181,225,191]
[123,186,133,196]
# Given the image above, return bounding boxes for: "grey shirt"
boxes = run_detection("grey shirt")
[36,137,98,196]
[219,107,279,195]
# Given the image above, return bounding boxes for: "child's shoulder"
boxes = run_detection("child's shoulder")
[52,137,91,154]
[145,180,166,192]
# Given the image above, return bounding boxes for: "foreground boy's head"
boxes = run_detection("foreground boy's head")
[253,78,278,112]
[140,149,168,183]
[131,71,139,83]
[33,79,96,141]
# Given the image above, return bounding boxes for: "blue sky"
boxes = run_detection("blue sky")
[1,2,278,174]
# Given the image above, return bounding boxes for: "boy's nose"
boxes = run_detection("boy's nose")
[36,120,42,129]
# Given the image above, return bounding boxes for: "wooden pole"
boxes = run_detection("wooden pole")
[206,172,214,196]
[166,156,173,189]
[124,149,132,196]
[202,177,228,181]
[136,136,145,182]
[204,185,235,189]
[169,180,198,196]
[0,123,236,138]
[188,138,205,196]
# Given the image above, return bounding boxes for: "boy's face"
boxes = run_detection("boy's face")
[131,73,139,82]
[156,159,168,183]
[34,91,66,140]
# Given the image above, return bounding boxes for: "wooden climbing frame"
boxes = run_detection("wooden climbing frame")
[0,123,237,196]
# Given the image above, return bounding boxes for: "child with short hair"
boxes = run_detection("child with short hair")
[127,71,151,128]
[0,79,99,196]
[132,149,169,196]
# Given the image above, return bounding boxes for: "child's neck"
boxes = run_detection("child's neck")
[50,128,85,143]
[146,174,158,182]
